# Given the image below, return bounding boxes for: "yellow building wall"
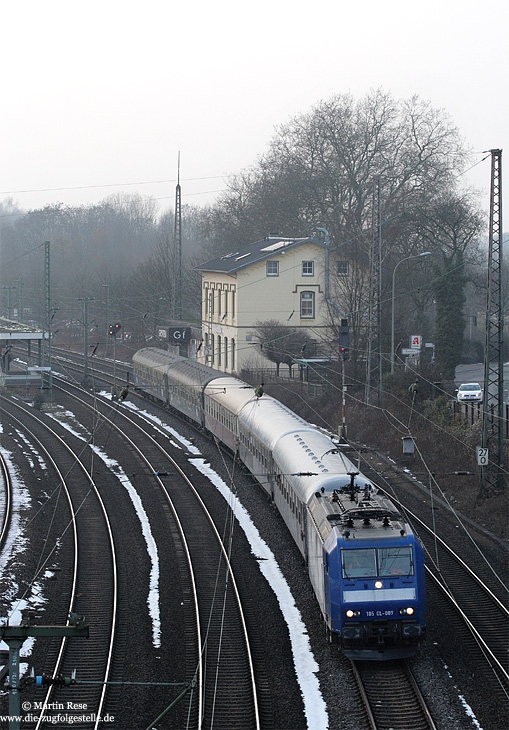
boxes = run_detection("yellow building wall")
[199,241,334,374]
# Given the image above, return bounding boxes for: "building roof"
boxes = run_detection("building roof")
[195,234,324,274]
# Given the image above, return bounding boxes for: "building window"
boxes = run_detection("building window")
[300,291,315,318]
[231,339,235,370]
[224,337,228,368]
[218,335,222,365]
[210,334,215,364]
[302,261,314,276]
[266,261,279,277]
[204,288,209,316]
[337,260,349,276]
[231,289,235,319]
[217,290,221,319]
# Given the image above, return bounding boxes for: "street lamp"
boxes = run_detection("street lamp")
[391,252,432,374]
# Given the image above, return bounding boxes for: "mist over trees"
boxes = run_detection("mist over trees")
[0,193,208,342]
[0,89,491,376]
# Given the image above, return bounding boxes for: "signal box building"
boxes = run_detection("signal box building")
[195,234,350,375]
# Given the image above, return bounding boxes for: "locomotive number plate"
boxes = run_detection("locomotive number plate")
[366,610,395,617]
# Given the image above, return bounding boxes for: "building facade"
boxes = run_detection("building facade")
[195,234,345,375]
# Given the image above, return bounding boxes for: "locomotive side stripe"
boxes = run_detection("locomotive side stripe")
[343,588,416,602]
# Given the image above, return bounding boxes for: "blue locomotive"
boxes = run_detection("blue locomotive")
[132,347,426,659]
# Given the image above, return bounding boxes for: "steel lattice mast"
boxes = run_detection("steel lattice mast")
[171,152,183,320]
[481,149,504,493]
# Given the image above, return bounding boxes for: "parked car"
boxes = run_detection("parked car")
[456,382,483,403]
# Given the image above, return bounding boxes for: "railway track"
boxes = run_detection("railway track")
[0,451,13,551]
[13,344,508,728]
[352,659,436,730]
[0,397,118,730]
[357,450,509,696]
[48,376,263,729]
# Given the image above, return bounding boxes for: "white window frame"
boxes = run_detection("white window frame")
[266,261,279,277]
[300,291,315,319]
[302,260,314,276]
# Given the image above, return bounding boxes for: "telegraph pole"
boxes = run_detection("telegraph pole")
[481,149,504,494]
[339,319,349,440]
[78,297,95,387]
[42,241,52,393]
[366,176,382,406]
[103,284,110,356]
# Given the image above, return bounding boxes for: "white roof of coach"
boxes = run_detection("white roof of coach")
[133,347,183,370]
[204,376,258,415]
[273,429,373,504]
[238,395,315,452]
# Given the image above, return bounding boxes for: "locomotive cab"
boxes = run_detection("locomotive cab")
[308,480,426,660]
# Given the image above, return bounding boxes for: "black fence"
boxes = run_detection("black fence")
[453,401,509,439]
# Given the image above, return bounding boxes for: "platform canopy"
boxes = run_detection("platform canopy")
[0,317,45,340]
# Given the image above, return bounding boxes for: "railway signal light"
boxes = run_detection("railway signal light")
[108,322,122,337]
[339,319,349,360]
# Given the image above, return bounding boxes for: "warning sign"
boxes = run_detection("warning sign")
[410,335,422,350]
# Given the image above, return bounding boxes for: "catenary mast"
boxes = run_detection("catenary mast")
[171,153,183,320]
[481,149,504,494]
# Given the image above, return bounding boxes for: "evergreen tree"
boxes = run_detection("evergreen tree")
[433,251,466,377]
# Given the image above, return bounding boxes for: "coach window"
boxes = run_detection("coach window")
[266,261,279,277]
[302,261,314,276]
[300,291,315,319]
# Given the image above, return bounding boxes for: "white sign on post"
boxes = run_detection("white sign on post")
[476,446,489,466]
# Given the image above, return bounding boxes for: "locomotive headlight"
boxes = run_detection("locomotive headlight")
[346,609,361,618]
[399,606,415,615]
[374,581,383,589]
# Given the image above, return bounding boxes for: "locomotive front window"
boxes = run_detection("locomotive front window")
[342,548,376,578]
[378,547,413,576]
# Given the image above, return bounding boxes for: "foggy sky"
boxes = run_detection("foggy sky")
[1,0,507,218]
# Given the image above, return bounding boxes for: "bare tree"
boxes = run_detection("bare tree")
[254,320,310,376]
